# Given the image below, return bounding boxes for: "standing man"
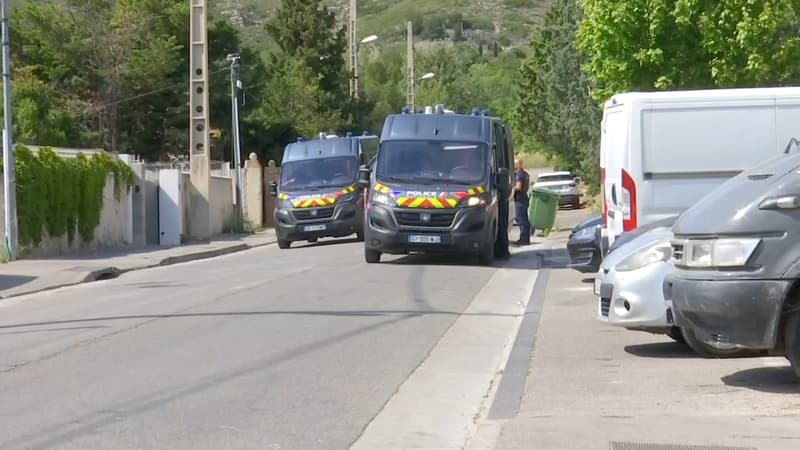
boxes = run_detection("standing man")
[513,157,531,246]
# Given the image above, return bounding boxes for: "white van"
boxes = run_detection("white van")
[600,87,800,249]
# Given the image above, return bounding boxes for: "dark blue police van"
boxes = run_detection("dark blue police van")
[270,133,377,249]
[357,107,515,265]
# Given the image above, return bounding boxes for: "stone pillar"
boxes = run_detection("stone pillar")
[263,160,280,228]
[244,153,263,229]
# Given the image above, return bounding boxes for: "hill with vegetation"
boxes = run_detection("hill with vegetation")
[212,0,550,54]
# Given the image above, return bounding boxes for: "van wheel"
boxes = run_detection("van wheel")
[278,239,291,249]
[680,327,750,358]
[667,327,686,344]
[784,310,800,379]
[365,248,381,264]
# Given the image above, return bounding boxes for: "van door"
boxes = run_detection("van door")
[601,105,626,242]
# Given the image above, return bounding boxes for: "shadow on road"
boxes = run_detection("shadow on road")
[291,237,361,249]
[721,366,800,393]
[624,341,699,359]
[0,275,37,292]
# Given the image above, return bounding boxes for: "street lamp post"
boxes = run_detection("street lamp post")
[227,53,244,225]
[352,34,378,100]
[1,0,17,260]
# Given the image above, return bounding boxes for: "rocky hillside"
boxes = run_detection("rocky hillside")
[213,0,550,51]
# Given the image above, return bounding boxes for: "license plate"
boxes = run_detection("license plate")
[594,278,601,295]
[304,224,327,232]
[408,235,442,244]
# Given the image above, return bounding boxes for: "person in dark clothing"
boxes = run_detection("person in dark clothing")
[513,158,531,245]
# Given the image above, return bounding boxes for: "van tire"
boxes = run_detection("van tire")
[784,310,800,379]
[365,248,381,264]
[680,327,750,358]
[278,239,291,249]
[667,327,686,344]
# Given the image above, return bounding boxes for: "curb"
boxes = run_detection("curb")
[0,237,277,300]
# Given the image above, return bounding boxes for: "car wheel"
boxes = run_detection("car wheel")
[278,239,291,249]
[365,248,381,264]
[784,310,800,379]
[680,327,750,358]
[667,327,686,344]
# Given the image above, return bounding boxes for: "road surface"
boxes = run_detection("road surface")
[0,238,541,450]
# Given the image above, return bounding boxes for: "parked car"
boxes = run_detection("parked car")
[534,171,580,208]
[566,215,602,273]
[596,225,682,341]
[666,150,800,372]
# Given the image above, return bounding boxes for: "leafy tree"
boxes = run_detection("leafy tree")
[516,0,601,187]
[264,0,347,96]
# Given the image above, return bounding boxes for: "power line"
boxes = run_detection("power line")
[87,67,229,111]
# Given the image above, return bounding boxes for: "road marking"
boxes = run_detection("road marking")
[349,264,539,450]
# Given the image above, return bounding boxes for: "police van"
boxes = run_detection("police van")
[358,106,515,265]
[270,133,377,249]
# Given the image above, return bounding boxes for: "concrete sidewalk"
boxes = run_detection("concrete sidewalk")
[0,229,276,299]
[484,262,800,450]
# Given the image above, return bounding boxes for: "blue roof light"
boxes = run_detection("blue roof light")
[416,108,424,114]
[472,108,481,116]
[481,109,490,116]
[297,137,305,142]
[363,130,369,136]
[346,132,353,138]
[401,107,410,114]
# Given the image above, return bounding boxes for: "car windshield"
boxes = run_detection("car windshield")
[376,141,488,185]
[279,156,357,191]
[537,174,573,183]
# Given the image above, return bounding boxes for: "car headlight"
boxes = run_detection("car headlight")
[574,225,598,240]
[682,238,761,268]
[372,193,392,206]
[615,241,671,272]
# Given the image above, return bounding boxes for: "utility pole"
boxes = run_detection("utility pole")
[349,0,358,99]
[189,0,212,240]
[406,21,414,112]
[1,0,17,260]
[227,53,244,225]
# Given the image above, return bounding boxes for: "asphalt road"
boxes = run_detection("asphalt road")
[0,238,541,450]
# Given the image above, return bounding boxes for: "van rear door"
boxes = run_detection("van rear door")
[601,103,627,242]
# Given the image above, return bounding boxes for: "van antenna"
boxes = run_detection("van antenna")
[785,137,800,154]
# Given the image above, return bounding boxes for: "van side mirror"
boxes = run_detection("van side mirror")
[495,167,510,191]
[357,166,371,188]
[269,181,278,197]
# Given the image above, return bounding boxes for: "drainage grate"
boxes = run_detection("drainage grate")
[610,443,756,450]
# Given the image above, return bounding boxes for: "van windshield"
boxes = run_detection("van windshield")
[280,156,357,191]
[376,141,488,185]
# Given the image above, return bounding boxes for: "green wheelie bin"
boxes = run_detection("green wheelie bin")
[528,187,560,235]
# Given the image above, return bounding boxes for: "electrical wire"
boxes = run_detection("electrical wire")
[86,67,230,111]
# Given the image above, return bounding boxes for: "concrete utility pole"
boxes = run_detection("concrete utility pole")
[406,21,414,112]
[349,0,357,99]
[227,53,244,224]
[1,0,17,260]
[189,0,212,240]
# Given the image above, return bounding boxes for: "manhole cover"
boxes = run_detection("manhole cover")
[610,443,756,450]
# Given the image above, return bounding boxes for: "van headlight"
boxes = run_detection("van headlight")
[372,193,392,206]
[682,238,761,268]
[615,241,671,272]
